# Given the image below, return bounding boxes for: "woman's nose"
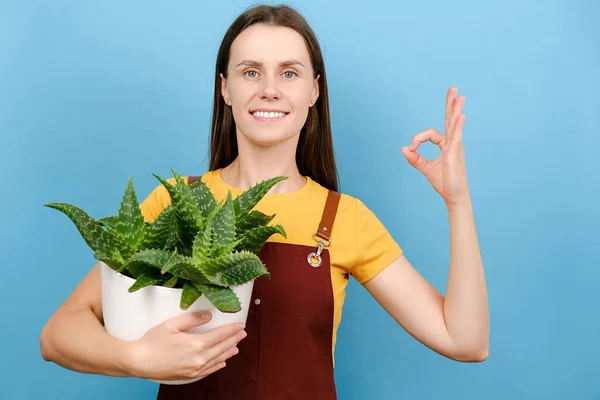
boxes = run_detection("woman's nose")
[259,75,282,100]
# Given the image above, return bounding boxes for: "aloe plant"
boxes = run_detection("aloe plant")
[45,169,287,313]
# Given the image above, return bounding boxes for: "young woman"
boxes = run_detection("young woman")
[40,4,489,399]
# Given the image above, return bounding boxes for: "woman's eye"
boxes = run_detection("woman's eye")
[244,70,296,79]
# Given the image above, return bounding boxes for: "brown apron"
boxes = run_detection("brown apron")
[156,183,341,400]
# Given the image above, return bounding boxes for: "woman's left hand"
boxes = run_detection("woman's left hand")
[401,87,470,207]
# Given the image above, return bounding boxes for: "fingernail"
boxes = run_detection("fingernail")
[200,311,212,318]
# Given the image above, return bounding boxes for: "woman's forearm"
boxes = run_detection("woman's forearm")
[443,197,489,359]
[40,307,135,377]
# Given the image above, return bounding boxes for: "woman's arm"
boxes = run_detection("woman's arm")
[364,87,488,361]
[364,198,488,362]
[40,262,247,380]
[40,263,137,376]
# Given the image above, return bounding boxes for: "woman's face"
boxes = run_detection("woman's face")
[221,24,319,147]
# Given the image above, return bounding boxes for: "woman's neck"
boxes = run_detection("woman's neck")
[220,153,306,194]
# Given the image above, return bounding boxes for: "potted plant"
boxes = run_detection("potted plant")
[45,170,287,384]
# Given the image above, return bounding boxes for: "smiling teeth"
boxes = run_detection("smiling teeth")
[253,111,286,119]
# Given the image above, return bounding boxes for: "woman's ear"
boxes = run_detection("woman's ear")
[220,73,230,106]
[311,74,320,106]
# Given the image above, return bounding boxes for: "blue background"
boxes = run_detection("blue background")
[1,0,598,399]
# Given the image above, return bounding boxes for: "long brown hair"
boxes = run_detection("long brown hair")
[208,4,339,192]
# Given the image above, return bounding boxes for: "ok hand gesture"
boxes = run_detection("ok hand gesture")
[401,87,471,207]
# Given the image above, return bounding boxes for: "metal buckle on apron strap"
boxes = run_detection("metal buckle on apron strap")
[307,234,331,268]
[307,190,341,268]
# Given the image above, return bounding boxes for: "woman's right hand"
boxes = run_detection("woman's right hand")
[124,311,247,381]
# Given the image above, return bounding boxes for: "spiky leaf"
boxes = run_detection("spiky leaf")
[94,250,125,271]
[192,217,215,267]
[235,210,275,235]
[213,191,236,252]
[44,203,124,259]
[188,177,217,218]
[162,275,179,288]
[123,248,205,283]
[236,225,286,253]
[140,205,178,250]
[125,248,183,273]
[212,238,244,259]
[194,283,241,313]
[99,215,119,233]
[232,176,287,223]
[203,251,269,286]
[128,274,166,292]
[200,250,267,277]
[180,281,202,309]
[153,171,204,251]
[168,261,211,284]
[125,260,161,278]
[115,177,146,257]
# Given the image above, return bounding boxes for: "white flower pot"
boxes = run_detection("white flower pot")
[99,261,254,385]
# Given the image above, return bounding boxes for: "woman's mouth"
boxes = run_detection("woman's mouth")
[250,110,289,121]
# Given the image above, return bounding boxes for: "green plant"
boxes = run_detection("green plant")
[45,170,287,313]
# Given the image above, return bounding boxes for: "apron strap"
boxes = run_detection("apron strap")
[187,176,200,185]
[315,190,341,243]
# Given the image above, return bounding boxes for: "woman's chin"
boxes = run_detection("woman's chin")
[240,131,299,148]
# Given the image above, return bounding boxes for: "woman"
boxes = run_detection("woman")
[40,4,489,399]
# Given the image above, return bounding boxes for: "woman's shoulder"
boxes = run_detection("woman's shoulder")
[307,177,375,214]
[304,176,359,216]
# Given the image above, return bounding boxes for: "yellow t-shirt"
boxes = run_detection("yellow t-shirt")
[139,169,403,361]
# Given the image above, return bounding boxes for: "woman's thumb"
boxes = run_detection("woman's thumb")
[401,146,423,172]
[167,311,212,332]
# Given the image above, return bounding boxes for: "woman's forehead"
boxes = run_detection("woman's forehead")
[229,24,311,65]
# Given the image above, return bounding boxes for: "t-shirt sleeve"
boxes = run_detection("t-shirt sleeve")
[350,198,403,284]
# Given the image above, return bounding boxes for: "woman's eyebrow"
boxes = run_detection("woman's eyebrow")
[235,59,305,68]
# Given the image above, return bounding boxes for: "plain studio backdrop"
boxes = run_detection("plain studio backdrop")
[1,1,598,399]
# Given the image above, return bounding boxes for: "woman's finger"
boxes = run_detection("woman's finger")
[448,95,465,136]
[445,87,457,133]
[195,361,227,379]
[409,128,446,152]
[194,327,246,365]
[451,114,465,148]
[188,322,244,350]
[196,345,239,376]
[401,146,430,174]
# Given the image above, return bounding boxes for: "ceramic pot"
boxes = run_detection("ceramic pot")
[99,261,254,385]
